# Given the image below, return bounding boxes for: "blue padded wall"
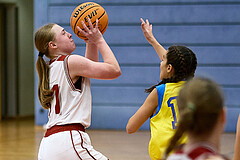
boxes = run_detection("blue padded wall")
[34,0,240,132]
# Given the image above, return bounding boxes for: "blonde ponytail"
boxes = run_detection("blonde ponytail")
[34,23,55,109]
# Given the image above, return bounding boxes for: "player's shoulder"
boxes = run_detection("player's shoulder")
[156,83,166,92]
[67,54,86,64]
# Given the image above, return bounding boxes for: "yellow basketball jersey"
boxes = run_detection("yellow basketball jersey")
[149,81,188,160]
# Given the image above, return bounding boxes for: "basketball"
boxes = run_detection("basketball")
[70,2,108,40]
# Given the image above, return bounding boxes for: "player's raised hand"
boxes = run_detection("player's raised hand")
[77,18,104,44]
[140,18,156,45]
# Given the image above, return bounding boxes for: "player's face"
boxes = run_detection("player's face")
[160,54,170,80]
[51,24,76,54]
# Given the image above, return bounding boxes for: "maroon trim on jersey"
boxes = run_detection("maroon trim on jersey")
[63,56,75,90]
[49,59,56,65]
[64,56,82,93]
[188,147,215,159]
[174,144,218,160]
[58,55,67,61]
[49,55,67,65]
[44,123,85,137]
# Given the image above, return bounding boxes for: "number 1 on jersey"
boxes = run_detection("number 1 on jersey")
[167,97,178,129]
[52,84,60,114]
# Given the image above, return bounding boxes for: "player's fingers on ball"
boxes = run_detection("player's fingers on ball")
[95,19,99,29]
[76,26,81,31]
[87,18,94,29]
[76,26,86,35]
[81,21,90,32]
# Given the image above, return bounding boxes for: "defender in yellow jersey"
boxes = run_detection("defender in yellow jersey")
[165,78,227,160]
[149,81,188,159]
[126,18,197,160]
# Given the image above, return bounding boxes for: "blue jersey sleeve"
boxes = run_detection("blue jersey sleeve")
[151,84,166,118]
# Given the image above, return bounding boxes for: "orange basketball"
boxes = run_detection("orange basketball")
[70,2,108,40]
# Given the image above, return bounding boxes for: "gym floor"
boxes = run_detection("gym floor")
[0,118,235,160]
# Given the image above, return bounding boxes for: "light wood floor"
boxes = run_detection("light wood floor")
[0,118,236,160]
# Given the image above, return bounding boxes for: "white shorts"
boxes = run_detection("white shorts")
[38,130,108,160]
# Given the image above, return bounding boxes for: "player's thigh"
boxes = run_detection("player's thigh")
[38,131,79,160]
[71,130,108,160]
[38,131,108,160]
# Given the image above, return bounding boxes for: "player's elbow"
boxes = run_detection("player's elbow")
[126,128,134,134]
[110,67,121,79]
[126,124,136,134]
[114,68,121,78]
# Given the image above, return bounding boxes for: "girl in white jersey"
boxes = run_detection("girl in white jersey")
[35,18,121,160]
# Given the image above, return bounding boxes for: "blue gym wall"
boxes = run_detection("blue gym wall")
[34,0,240,132]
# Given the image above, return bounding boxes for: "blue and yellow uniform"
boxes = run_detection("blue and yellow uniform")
[149,81,188,160]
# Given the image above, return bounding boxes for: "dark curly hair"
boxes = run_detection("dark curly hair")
[145,45,197,93]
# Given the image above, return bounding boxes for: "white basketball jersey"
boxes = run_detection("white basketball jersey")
[46,55,92,129]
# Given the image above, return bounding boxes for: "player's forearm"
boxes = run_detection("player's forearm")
[85,43,99,62]
[150,38,167,61]
[96,38,121,77]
